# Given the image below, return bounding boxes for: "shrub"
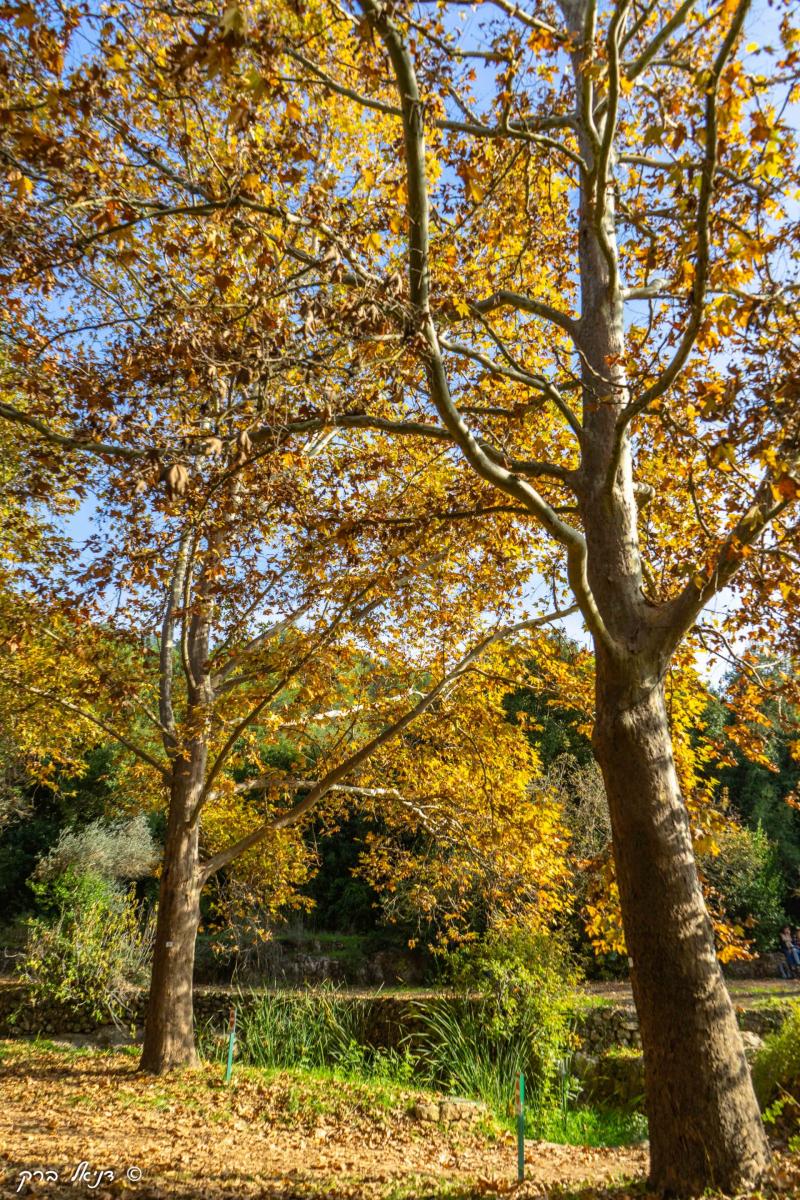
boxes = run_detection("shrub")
[751,1002,800,1107]
[34,813,158,885]
[416,927,579,1127]
[21,869,153,1023]
[698,824,786,953]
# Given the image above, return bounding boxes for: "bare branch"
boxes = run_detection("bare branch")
[472,289,581,343]
[159,530,191,751]
[592,0,633,286]
[0,400,142,461]
[282,44,582,162]
[194,551,447,820]
[358,0,615,655]
[657,472,796,660]
[212,600,315,691]
[624,0,698,80]
[616,0,751,428]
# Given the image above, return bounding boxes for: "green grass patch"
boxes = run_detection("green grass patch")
[383,1180,481,1200]
[536,1105,648,1147]
[237,1061,436,1124]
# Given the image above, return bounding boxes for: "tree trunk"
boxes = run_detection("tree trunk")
[593,651,770,1196]
[139,768,202,1073]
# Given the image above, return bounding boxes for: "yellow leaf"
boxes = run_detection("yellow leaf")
[221,3,246,36]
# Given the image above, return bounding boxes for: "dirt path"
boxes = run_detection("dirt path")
[582,979,800,1005]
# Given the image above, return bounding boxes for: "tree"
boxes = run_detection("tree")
[705,668,800,890]
[273,0,796,1188]
[3,453,574,1070]
[0,2,581,1074]
[1,272,574,1073]
[2,0,799,1188]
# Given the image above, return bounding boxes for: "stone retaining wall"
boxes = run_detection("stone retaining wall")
[0,983,445,1044]
[577,1006,641,1053]
[0,981,793,1051]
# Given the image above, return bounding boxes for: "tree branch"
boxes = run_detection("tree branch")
[358,0,614,655]
[0,400,142,460]
[198,603,578,881]
[158,530,191,751]
[9,682,169,779]
[472,289,581,343]
[592,0,632,287]
[616,0,751,428]
[212,600,315,691]
[657,470,796,660]
[624,0,698,80]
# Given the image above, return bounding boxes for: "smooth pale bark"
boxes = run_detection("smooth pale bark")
[140,534,214,1075]
[139,762,203,1074]
[593,652,770,1195]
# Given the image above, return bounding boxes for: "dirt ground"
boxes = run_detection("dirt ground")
[0,1041,645,1200]
[2,1043,800,1200]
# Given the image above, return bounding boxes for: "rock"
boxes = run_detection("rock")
[724,952,787,980]
[572,1051,598,1080]
[740,1030,764,1062]
[412,1101,440,1123]
[439,1098,487,1124]
[93,1024,137,1048]
[582,1050,644,1109]
[368,949,426,987]
[739,1007,790,1036]
[412,1097,487,1125]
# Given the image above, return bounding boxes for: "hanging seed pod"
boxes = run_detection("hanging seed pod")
[163,462,189,498]
[235,429,252,465]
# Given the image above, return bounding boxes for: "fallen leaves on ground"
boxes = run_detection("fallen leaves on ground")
[0,1043,797,1199]
[0,1042,645,1198]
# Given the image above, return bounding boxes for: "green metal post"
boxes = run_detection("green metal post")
[516,1072,525,1183]
[224,1006,236,1084]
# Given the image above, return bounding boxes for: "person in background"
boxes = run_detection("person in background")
[779,925,800,975]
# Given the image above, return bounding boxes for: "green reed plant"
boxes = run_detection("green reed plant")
[199,985,417,1083]
[412,928,579,1130]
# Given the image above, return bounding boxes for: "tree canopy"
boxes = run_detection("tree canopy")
[2,0,800,1190]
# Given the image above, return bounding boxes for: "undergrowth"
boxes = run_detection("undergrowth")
[196,930,649,1148]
